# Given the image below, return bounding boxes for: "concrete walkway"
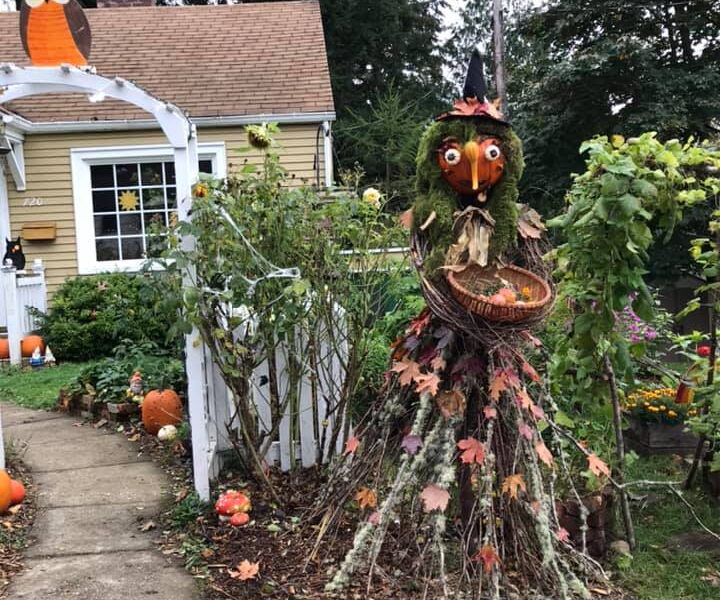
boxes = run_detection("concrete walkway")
[1,403,200,600]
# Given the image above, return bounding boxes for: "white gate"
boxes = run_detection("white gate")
[0,260,47,364]
[199,306,350,483]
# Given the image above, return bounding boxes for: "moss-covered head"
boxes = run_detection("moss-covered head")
[412,117,524,273]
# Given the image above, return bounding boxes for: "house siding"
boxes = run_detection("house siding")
[7,124,327,295]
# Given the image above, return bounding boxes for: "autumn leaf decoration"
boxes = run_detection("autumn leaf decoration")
[420,484,450,513]
[457,437,486,465]
[344,435,359,455]
[355,487,378,510]
[501,473,526,500]
[473,544,501,573]
[587,453,611,478]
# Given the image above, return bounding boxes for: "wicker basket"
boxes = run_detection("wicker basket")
[446,264,552,323]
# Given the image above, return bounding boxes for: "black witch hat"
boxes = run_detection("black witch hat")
[437,48,507,124]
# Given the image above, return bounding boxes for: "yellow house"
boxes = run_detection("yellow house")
[0,0,335,294]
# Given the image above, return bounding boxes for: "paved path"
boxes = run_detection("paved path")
[1,403,200,600]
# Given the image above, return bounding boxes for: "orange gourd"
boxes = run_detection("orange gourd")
[0,471,12,514]
[0,338,8,360]
[142,389,183,435]
[10,480,25,506]
[21,335,45,358]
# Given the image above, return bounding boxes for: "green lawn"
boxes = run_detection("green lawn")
[620,456,720,600]
[0,362,91,410]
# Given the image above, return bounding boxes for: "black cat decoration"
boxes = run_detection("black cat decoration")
[3,238,26,270]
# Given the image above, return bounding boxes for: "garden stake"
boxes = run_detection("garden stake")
[603,354,636,550]
[685,229,719,490]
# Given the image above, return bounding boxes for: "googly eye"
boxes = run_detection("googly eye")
[25,0,45,7]
[485,144,501,161]
[53,0,71,4]
[444,148,461,166]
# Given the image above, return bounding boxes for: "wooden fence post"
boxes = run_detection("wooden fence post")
[1,265,21,365]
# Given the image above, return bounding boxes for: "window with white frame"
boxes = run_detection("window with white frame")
[71,143,226,274]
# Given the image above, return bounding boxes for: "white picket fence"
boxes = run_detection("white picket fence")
[0,260,47,365]
[192,305,349,498]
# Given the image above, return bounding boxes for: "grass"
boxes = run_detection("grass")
[0,362,92,410]
[618,455,720,599]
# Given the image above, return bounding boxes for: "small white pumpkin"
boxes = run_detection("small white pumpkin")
[157,424,178,442]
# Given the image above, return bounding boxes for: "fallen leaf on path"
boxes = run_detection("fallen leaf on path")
[229,560,259,581]
[139,521,156,532]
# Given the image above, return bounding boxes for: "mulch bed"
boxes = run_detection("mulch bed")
[0,457,35,598]
[100,418,631,599]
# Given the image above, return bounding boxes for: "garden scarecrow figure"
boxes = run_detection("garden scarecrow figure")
[315,49,602,599]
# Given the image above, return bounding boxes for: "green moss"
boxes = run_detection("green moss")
[412,117,524,275]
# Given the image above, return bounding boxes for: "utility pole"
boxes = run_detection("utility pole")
[492,0,508,116]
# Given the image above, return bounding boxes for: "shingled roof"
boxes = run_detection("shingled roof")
[0,1,334,124]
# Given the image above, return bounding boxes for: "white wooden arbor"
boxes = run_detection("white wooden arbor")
[0,66,210,499]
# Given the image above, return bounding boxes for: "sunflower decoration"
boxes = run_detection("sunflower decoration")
[118,190,139,211]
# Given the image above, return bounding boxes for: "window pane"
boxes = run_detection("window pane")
[142,188,165,210]
[140,162,163,186]
[121,237,144,260]
[96,239,119,261]
[144,212,166,231]
[91,164,114,188]
[94,215,118,237]
[199,159,213,174]
[120,214,142,235]
[164,162,175,185]
[92,190,116,213]
[116,163,139,187]
[166,187,177,208]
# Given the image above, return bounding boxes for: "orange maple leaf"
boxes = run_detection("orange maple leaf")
[535,441,554,468]
[516,386,533,410]
[587,453,611,478]
[457,437,486,465]
[420,484,450,512]
[489,372,508,401]
[229,559,260,581]
[431,355,447,372]
[472,544,501,573]
[355,487,378,510]
[415,372,441,396]
[522,360,541,383]
[392,358,421,387]
[344,435,359,455]
[436,389,466,418]
[399,208,413,229]
[501,473,526,500]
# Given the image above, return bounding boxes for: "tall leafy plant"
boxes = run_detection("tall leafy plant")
[549,132,720,546]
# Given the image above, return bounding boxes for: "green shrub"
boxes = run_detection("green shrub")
[69,340,185,402]
[33,272,183,361]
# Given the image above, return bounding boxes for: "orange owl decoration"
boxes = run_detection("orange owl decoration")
[20,0,91,67]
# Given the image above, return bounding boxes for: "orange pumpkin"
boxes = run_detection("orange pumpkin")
[436,136,505,198]
[142,389,183,435]
[0,338,9,360]
[0,471,12,514]
[9,480,25,506]
[21,335,45,358]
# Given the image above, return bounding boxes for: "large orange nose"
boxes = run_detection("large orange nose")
[463,140,482,191]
